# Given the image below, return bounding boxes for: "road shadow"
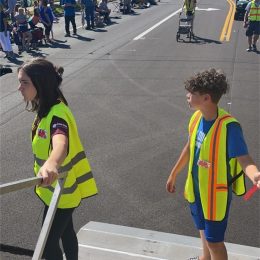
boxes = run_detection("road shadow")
[121,10,140,16]
[92,28,107,32]
[110,15,122,19]
[71,35,94,41]
[192,35,222,45]
[2,56,24,65]
[27,50,47,57]
[251,50,260,55]
[106,21,119,26]
[0,243,33,257]
[48,40,71,49]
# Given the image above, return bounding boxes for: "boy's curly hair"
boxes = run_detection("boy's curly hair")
[184,68,229,104]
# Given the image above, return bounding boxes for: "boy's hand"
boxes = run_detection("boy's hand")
[166,176,176,193]
[253,172,260,189]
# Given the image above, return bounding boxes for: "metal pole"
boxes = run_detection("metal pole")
[0,177,42,195]
[0,172,67,195]
[32,177,66,260]
[0,172,68,260]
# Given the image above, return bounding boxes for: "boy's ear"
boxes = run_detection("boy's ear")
[204,94,211,102]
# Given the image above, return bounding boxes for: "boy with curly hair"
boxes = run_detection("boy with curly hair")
[166,68,260,260]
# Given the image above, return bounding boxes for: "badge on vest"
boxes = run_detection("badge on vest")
[197,159,211,169]
[38,129,47,139]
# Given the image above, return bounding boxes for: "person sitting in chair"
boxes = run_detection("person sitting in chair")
[98,0,111,24]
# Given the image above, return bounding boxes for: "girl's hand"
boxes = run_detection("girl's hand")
[37,162,59,186]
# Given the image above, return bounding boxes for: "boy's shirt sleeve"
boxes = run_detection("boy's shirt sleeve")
[227,122,248,158]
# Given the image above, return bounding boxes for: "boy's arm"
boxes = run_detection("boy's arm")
[237,155,260,188]
[166,140,190,193]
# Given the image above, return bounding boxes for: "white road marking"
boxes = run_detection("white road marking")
[79,244,168,259]
[195,7,220,11]
[133,8,182,40]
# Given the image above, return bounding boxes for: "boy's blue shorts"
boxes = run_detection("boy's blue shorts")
[189,201,230,243]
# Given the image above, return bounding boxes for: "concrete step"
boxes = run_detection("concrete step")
[77,221,260,260]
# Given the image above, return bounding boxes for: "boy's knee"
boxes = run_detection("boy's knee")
[206,241,225,251]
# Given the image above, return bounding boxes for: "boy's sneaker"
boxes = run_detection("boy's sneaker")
[252,44,257,52]
[73,31,77,35]
[246,46,252,52]
[64,33,70,37]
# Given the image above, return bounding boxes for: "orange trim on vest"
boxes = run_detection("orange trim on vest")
[208,115,232,220]
[189,111,202,136]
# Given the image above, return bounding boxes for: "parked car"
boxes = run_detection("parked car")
[235,0,250,20]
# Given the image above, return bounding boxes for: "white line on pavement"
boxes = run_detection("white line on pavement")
[133,8,182,41]
[79,244,168,259]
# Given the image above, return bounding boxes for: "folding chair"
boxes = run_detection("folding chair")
[111,0,121,13]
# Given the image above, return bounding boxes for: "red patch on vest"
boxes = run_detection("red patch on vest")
[197,159,211,169]
[38,129,47,139]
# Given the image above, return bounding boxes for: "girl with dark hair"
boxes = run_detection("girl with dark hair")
[18,58,98,260]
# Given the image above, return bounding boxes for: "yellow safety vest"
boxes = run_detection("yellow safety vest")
[249,1,260,21]
[184,0,195,12]
[184,108,246,221]
[32,102,98,208]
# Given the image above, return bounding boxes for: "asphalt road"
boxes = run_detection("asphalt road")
[0,0,259,259]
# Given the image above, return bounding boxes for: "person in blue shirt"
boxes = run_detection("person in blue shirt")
[62,0,77,36]
[166,68,260,260]
[39,0,55,42]
[81,0,95,30]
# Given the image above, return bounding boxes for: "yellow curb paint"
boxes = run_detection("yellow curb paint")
[220,0,236,42]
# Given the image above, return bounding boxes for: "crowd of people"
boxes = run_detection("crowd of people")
[1,0,259,59]
[0,0,58,58]
[0,0,156,59]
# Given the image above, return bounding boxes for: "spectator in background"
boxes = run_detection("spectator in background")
[28,6,41,29]
[0,3,15,58]
[5,0,17,22]
[244,0,260,52]
[98,0,111,24]
[62,0,77,36]
[39,0,55,42]
[33,0,40,14]
[22,0,28,11]
[82,0,95,30]
[14,7,32,51]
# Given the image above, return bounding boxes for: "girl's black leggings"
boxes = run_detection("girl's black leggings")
[42,206,78,260]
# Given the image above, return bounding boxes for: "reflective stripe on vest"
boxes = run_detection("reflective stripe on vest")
[34,151,94,195]
[34,151,86,172]
[249,1,260,21]
[44,171,94,194]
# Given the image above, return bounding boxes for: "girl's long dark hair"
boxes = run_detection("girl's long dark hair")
[18,58,68,119]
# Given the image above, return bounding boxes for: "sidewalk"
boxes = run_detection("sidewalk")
[77,221,260,260]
